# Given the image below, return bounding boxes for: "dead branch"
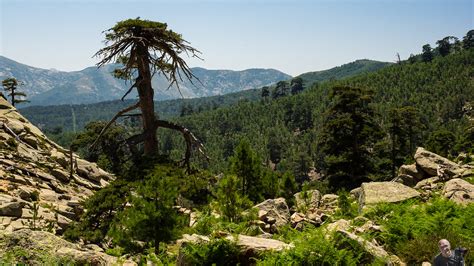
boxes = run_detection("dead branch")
[121,76,143,101]
[155,119,209,170]
[90,102,140,150]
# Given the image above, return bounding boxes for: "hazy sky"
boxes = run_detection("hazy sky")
[1,0,472,76]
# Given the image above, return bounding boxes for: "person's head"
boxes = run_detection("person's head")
[439,239,452,257]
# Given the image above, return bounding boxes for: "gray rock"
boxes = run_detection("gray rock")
[294,189,321,211]
[442,178,474,205]
[320,194,339,212]
[0,229,117,264]
[359,182,420,209]
[414,147,469,178]
[6,120,24,135]
[0,201,24,217]
[253,198,290,228]
[399,163,424,180]
[50,168,70,183]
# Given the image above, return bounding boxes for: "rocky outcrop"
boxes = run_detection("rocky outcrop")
[0,97,113,233]
[442,178,474,205]
[359,182,420,209]
[0,229,130,265]
[254,198,290,230]
[414,147,471,178]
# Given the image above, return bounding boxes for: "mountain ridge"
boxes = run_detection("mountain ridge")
[0,56,291,106]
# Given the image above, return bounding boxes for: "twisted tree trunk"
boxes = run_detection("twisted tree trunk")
[136,44,158,155]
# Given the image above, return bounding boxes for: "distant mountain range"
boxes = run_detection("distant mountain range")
[0,56,291,106]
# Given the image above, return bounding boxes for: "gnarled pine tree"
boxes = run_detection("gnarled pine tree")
[2,77,29,107]
[92,18,207,168]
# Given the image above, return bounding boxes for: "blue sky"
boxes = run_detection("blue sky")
[1,0,472,76]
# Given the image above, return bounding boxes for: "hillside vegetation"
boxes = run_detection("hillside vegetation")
[163,48,473,182]
[20,59,390,133]
[4,29,473,265]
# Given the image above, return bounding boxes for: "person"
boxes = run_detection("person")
[433,239,465,266]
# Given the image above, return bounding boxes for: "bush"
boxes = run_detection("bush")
[363,198,474,264]
[257,228,363,265]
[181,238,241,266]
[214,174,253,222]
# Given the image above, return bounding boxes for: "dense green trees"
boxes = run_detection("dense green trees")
[317,86,380,190]
[2,77,29,106]
[162,46,473,190]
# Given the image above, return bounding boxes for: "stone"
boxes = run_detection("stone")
[0,98,11,109]
[337,230,405,265]
[5,219,27,231]
[0,201,24,217]
[294,189,321,211]
[21,135,38,149]
[50,149,70,169]
[39,189,57,202]
[399,163,424,180]
[177,234,291,266]
[350,187,362,200]
[414,147,467,178]
[258,209,268,220]
[76,158,112,183]
[326,219,351,234]
[233,234,291,252]
[189,212,198,227]
[266,216,276,224]
[290,212,305,226]
[359,182,420,209]
[6,120,24,135]
[393,174,418,187]
[442,178,474,205]
[253,198,290,228]
[51,168,70,183]
[414,176,440,190]
[320,194,339,211]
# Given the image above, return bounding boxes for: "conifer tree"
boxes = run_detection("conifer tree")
[2,77,29,107]
[317,86,381,190]
[92,18,206,168]
[421,44,433,62]
[230,139,263,202]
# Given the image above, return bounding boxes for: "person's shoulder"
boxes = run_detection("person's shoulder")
[433,253,443,265]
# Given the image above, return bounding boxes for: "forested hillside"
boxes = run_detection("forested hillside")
[162,48,474,185]
[20,59,390,132]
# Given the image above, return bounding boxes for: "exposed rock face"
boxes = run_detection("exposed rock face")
[253,198,290,228]
[0,98,113,233]
[414,147,470,178]
[0,229,126,265]
[442,178,474,205]
[359,182,420,209]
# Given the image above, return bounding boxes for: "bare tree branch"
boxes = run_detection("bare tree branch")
[90,102,140,150]
[155,119,209,170]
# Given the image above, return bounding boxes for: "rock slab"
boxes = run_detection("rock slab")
[359,182,420,208]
